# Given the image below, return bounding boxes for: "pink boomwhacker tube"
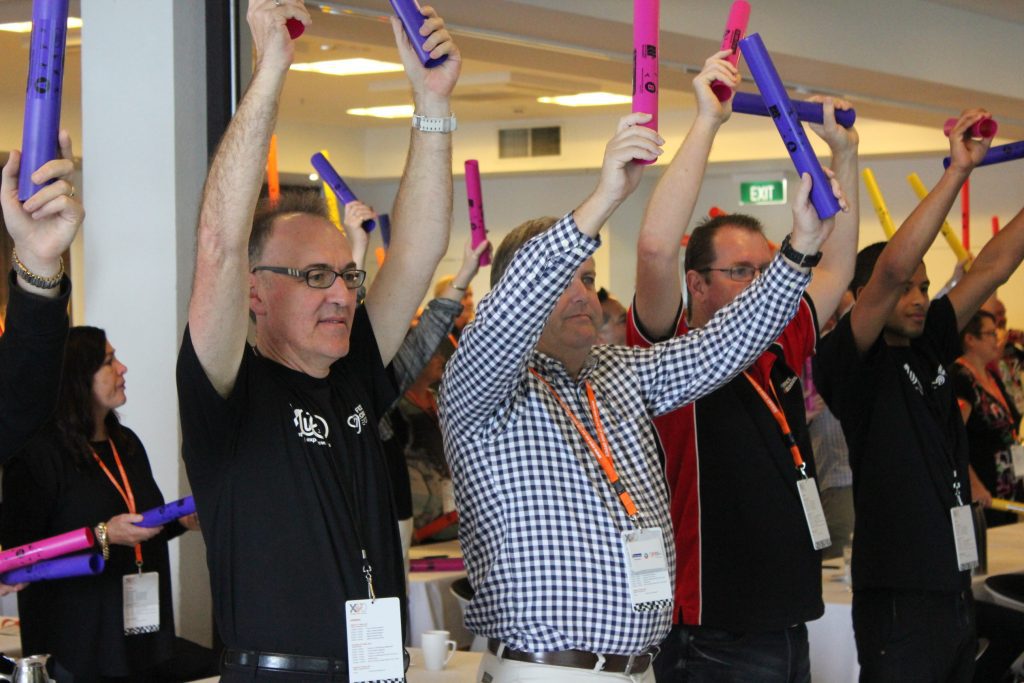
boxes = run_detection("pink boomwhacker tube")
[992,216,1000,237]
[711,0,751,102]
[943,117,998,139]
[464,160,490,267]
[0,527,94,575]
[632,0,659,164]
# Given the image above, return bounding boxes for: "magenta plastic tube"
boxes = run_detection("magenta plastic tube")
[711,0,751,102]
[18,0,70,202]
[464,160,491,266]
[943,117,998,139]
[0,527,94,574]
[632,0,659,164]
[286,18,304,39]
[739,33,842,220]
[311,152,376,232]
[943,140,1024,169]
[732,92,856,129]
[135,496,196,528]
[1,553,104,585]
[389,0,448,68]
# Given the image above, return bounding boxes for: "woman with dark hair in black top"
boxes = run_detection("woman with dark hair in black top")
[1,327,211,682]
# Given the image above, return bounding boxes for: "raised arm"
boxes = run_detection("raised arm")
[442,115,662,431]
[364,7,460,365]
[634,51,737,339]
[948,204,1024,330]
[188,0,310,397]
[804,97,859,322]
[341,200,375,270]
[848,109,991,354]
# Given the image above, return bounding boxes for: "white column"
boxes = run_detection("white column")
[81,0,210,645]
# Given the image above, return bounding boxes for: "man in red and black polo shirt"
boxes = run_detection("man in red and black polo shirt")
[627,52,859,681]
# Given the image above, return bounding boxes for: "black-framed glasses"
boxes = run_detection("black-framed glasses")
[251,265,367,290]
[697,264,767,282]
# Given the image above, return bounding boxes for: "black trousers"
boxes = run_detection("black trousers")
[852,588,976,683]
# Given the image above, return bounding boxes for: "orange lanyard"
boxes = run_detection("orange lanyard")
[529,369,640,523]
[92,439,144,567]
[744,372,808,476]
[447,333,459,349]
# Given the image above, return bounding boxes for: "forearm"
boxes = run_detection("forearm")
[635,116,721,337]
[391,297,461,393]
[646,254,810,415]
[968,205,1024,286]
[808,145,859,319]
[441,214,597,429]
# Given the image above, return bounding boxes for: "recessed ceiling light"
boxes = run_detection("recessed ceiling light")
[0,16,83,34]
[290,58,403,77]
[537,92,632,107]
[346,105,415,119]
[309,173,320,182]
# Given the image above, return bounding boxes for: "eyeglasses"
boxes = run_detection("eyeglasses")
[978,330,999,339]
[251,265,367,290]
[697,264,767,282]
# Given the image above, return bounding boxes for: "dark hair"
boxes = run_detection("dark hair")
[249,190,329,265]
[960,310,996,346]
[489,216,559,288]
[54,327,132,468]
[684,214,766,276]
[849,242,887,296]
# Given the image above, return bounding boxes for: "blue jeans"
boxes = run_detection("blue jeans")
[653,623,810,682]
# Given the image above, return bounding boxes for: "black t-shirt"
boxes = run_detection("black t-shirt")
[815,296,971,593]
[176,305,403,661]
[0,428,181,677]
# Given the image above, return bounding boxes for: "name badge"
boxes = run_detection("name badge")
[950,504,979,571]
[346,597,404,682]
[1010,444,1024,481]
[797,477,832,550]
[123,572,160,635]
[621,528,672,611]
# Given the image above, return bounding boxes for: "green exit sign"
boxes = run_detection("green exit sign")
[740,180,787,205]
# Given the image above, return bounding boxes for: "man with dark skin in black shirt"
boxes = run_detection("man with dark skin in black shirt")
[176,0,461,679]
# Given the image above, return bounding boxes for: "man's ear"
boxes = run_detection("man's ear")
[249,272,267,317]
[685,269,708,304]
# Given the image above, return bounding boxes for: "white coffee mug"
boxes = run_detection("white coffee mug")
[421,629,457,671]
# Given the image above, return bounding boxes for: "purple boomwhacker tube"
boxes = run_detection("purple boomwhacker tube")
[0,527,94,575]
[18,0,70,202]
[378,213,391,249]
[632,0,659,165]
[464,160,491,267]
[311,152,376,232]
[739,34,842,220]
[711,0,751,102]
[135,496,196,528]
[1,553,104,585]
[389,0,448,68]
[943,140,1024,170]
[732,92,856,129]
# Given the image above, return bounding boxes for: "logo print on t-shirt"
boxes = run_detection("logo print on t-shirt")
[293,408,330,446]
[932,364,947,389]
[347,404,369,434]
[903,363,924,396]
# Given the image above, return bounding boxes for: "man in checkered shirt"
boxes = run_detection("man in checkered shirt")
[437,113,846,682]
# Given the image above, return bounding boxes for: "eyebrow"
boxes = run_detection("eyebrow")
[302,261,358,271]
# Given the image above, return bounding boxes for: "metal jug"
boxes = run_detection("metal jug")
[0,655,54,683]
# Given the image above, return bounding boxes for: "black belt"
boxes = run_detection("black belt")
[487,639,657,675]
[223,649,345,675]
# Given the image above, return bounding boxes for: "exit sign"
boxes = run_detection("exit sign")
[740,180,787,205]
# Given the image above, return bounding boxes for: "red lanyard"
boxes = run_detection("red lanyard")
[92,439,144,567]
[529,369,640,523]
[743,372,807,476]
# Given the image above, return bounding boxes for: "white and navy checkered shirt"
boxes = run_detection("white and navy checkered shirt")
[438,214,811,655]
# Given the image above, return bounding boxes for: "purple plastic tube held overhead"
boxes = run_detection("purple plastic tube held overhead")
[464,160,491,267]
[378,213,391,249]
[632,0,659,165]
[943,140,1024,170]
[135,496,196,528]
[732,92,857,129]
[711,0,751,102]
[0,527,94,575]
[311,152,376,232]
[739,33,842,220]
[1,553,104,585]
[18,0,70,202]
[389,0,448,68]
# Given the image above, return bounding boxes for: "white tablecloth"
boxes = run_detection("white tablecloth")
[407,540,472,649]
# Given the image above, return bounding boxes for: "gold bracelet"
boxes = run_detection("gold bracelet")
[95,522,110,560]
[12,249,63,290]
